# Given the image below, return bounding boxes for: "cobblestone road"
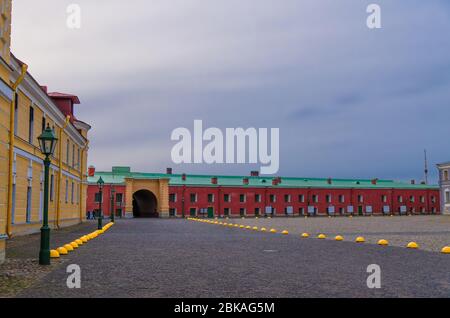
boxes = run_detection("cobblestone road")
[16,219,450,298]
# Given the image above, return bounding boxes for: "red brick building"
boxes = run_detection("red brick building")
[86,167,440,218]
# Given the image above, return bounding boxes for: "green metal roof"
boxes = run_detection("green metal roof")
[87,167,439,190]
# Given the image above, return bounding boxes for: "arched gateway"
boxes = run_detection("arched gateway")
[124,176,170,218]
[133,190,158,218]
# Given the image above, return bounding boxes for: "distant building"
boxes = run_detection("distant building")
[87,167,441,219]
[437,162,450,215]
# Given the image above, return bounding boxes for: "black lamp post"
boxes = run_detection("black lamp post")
[110,185,115,223]
[37,124,58,265]
[97,176,104,229]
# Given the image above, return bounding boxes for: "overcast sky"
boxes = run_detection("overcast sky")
[11,0,450,182]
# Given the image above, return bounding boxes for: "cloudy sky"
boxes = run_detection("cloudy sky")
[11,0,450,182]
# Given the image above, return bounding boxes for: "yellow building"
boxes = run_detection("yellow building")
[0,0,90,263]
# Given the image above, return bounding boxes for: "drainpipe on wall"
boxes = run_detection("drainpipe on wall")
[79,141,89,223]
[6,64,28,238]
[55,115,71,229]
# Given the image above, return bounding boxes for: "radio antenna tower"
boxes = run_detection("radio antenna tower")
[424,149,429,185]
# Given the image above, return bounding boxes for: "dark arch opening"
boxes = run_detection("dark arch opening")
[132,190,159,218]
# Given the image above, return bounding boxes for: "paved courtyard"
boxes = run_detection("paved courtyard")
[1,217,448,298]
[236,215,450,252]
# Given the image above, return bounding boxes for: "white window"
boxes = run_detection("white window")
[65,179,69,203]
[445,191,450,204]
[71,181,74,204]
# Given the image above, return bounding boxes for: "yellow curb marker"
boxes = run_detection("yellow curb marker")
[57,247,68,255]
[50,249,60,258]
[301,233,309,238]
[317,234,326,239]
[355,236,365,243]
[64,244,74,252]
[441,246,450,254]
[335,235,344,241]
[281,230,289,235]
[406,242,419,249]
[377,239,389,246]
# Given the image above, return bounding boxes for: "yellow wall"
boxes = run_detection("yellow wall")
[0,0,12,263]
[0,0,90,263]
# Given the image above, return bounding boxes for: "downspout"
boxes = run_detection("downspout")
[79,141,89,223]
[6,64,28,237]
[55,115,71,229]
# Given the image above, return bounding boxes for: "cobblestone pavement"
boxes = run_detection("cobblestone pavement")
[0,221,102,297]
[15,218,450,298]
[236,215,450,252]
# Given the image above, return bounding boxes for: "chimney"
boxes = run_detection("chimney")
[371,178,378,185]
[251,171,259,177]
[211,177,218,185]
[41,86,48,93]
[166,167,173,175]
[411,179,415,185]
[243,177,249,185]
[327,178,332,185]
[88,166,95,177]
[182,173,186,181]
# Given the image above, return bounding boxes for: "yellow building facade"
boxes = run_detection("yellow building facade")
[0,0,90,263]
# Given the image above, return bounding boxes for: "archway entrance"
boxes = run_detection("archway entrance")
[132,190,159,218]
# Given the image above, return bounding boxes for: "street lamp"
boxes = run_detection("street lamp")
[110,185,115,223]
[97,176,104,229]
[37,124,58,265]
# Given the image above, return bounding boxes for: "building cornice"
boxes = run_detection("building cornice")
[9,57,87,147]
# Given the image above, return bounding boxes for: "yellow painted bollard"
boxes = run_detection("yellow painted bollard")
[57,247,68,255]
[252,226,258,231]
[240,225,245,228]
[407,242,419,249]
[335,235,344,241]
[70,241,79,249]
[50,249,60,258]
[81,236,88,243]
[64,244,74,252]
[260,227,267,232]
[245,226,251,229]
[269,229,277,233]
[301,233,309,238]
[355,236,365,243]
[378,239,389,246]
[317,234,326,239]
[281,230,289,235]
[441,246,450,254]
[75,239,83,246]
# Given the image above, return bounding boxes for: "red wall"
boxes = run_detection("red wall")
[86,185,126,217]
[86,184,440,217]
[168,186,440,217]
